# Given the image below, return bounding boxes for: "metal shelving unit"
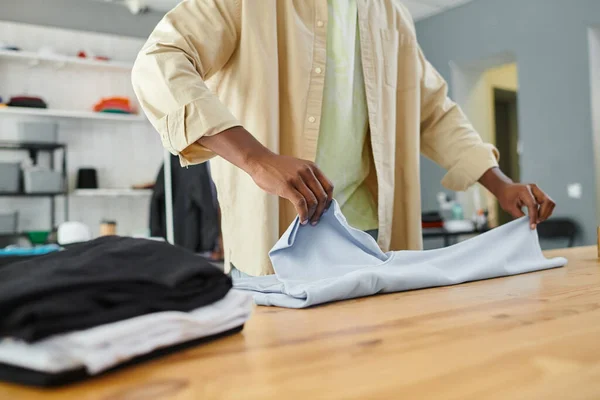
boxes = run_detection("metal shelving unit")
[0,141,69,229]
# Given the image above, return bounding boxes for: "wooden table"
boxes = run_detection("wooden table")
[2,246,599,400]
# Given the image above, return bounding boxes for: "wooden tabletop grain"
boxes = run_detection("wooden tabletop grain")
[1,246,599,400]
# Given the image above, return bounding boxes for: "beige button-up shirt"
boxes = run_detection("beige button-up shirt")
[132,0,499,276]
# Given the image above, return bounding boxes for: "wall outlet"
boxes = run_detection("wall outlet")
[567,183,583,199]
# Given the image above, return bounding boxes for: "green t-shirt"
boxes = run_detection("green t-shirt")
[315,0,378,231]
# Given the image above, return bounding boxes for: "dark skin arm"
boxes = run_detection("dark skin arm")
[479,167,556,229]
[201,128,555,230]
[199,126,334,226]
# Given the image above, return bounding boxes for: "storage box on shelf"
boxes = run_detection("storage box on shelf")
[17,122,58,143]
[0,212,18,235]
[23,169,64,194]
[0,162,20,193]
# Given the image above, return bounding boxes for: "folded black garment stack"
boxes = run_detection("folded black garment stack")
[0,236,232,342]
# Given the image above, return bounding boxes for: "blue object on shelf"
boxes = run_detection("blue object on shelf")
[0,244,61,257]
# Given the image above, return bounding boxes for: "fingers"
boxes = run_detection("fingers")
[293,177,319,225]
[285,186,310,225]
[278,160,334,226]
[520,185,539,229]
[312,166,335,210]
[507,205,526,219]
[530,184,556,223]
[541,201,556,222]
[300,167,328,225]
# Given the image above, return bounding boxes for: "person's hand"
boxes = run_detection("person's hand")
[479,168,555,229]
[496,183,556,229]
[198,127,334,225]
[247,153,334,226]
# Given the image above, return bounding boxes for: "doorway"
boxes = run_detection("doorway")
[493,88,520,225]
[450,56,519,227]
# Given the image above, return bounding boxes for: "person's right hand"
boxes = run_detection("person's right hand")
[247,153,334,225]
[198,126,334,225]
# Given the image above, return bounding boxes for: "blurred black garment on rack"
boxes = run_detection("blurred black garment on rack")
[150,155,219,253]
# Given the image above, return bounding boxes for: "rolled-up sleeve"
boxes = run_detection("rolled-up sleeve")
[418,47,499,191]
[132,0,242,165]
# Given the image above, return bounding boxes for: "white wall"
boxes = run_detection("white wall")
[589,27,600,226]
[0,21,163,236]
[0,0,163,38]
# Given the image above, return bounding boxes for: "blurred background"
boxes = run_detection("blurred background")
[0,0,598,254]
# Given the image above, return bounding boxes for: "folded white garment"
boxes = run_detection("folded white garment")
[234,200,568,308]
[0,289,253,374]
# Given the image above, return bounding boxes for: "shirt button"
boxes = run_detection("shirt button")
[308,116,316,123]
[316,20,324,28]
[314,67,322,74]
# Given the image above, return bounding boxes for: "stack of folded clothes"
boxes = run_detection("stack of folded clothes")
[93,97,136,115]
[0,236,253,387]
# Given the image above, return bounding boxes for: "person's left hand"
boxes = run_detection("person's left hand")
[495,183,556,229]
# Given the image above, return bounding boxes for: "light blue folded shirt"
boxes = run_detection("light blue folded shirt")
[233,200,567,308]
